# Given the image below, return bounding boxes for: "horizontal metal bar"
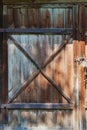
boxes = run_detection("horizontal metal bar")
[0,28,73,34]
[1,103,74,110]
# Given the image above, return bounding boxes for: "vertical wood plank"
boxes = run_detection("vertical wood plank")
[73,5,79,40]
[36,35,45,102]
[13,8,21,28]
[28,8,39,28]
[39,8,53,28]
[73,41,79,103]
[53,8,59,28]
[52,35,64,103]
[3,40,8,103]
[78,41,85,57]
[20,34,38,102]
[79,5,86,41]
[65,8,72,28]
[0,36,3,104]
[64,41,73,101]
[8,37,20,101]
[20,8,28,28]
[45,35,53,103]
[0,1,3,124]
[73,40,79,130]
[53,8,64,28]
[79,41,86,130]
[3,5,8,28]
[8,39,14,99]
[7,8,14,28]
[39,35,52,102]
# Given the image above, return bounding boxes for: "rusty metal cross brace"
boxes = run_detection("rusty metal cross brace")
[8,35,73,104]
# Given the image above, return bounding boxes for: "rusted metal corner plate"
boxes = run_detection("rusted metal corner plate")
[3,0,87,4]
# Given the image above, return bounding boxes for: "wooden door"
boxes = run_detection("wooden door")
[0,3,87,130]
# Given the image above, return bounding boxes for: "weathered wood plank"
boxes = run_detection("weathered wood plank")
[52,35,65,103]
[3,109,73,130]
[20,35,38,102]
[28,8,38,28]
[52,35,62,102]
[79,41,86,130]
[39,35,53,102]
[1,103,74,110]
[7,8,14,28]
[73,5,79,40]
[8,36,22,101]
[64,39,73,103]
[0,28,73,34]
[3,5,8,28]
[39,8,53,28]
[13,8,22,28]
[65,8,72,28]
[73,40,79,130]
[20,8,28,28]
[3,40,8,103]
[53,8,64,28]
[3,0,87,5]
[79,5,86,41]
[3,5,74,29]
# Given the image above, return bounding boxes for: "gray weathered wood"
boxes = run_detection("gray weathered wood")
[1,103,74,110]
[0,28,73,34]
[8,36,72,104]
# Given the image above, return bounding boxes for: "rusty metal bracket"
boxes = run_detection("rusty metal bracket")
[74,57,87,67]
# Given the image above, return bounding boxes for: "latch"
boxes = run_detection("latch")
[74,57,87,67]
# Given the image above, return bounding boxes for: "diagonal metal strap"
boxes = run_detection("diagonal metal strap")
[8,36,72,104]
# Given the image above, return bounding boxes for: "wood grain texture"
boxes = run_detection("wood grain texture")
[7,8,14,28]
[1,3,87,130]
[73,40,79,130]
[4,109,73,130]
[39,8,53,28]
[53,8,64,28]
[79,41,86,130]
[28,8,38,28]
[13,8,21,27]
[3,6,73,29]
[9,34,72,103]
[3,0,87,4]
